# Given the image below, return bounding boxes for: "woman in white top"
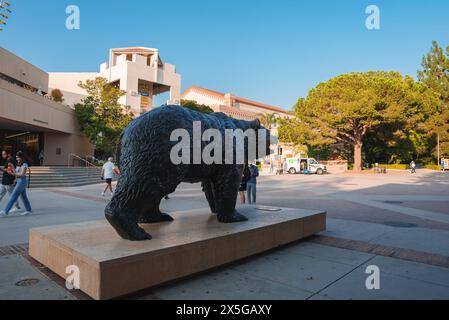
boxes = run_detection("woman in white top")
[0,151,33,217]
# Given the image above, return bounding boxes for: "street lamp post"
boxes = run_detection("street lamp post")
[438,133,440,169]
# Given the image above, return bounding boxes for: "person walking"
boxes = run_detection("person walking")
[442,159,446,173]
[0,151,21,212]
[101,157,120,196]
[0,151,33,217]
[410,160,416,174]
[247,163,259,204]
[239,166,251,204]
[38,150,44,166]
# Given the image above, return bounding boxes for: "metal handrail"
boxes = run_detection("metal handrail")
[86,155,101,165]
[68,153,98,168]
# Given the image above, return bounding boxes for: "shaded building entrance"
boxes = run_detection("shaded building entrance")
[0,131,44,166]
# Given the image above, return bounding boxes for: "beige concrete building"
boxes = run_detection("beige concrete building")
[49,47,181,116]
[181,86,292,121]
[181,86,298,163]
[0,47,93,166]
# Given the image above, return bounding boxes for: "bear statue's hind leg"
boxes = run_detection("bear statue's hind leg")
[213,166,248,223]
[217,209,248,223]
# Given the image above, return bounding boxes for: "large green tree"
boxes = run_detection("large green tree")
[0,1,11,31]
[418,41,449,158]
[280,72,439,170]
[74,77,134,158]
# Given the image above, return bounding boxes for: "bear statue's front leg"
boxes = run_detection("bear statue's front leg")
[202,180,218,214]
[105,199,152,241]
[104,179,155,241]
[213,166,248,223]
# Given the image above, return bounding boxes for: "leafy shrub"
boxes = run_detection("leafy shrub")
[424,164,440,171]
[378,164,408,170]
[50,89,64,102]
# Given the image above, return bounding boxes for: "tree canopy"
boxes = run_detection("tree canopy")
[418,41,449,104]
[74,77,134,158]
[418,41,449,158]
[257,113,279,129]
[279,71,440,170]
[0,1,11,31]
[181,99,214,113]
[50,89,64,103]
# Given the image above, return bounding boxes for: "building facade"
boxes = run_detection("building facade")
[0,47,93,166]
[49,47,181,116]
[181,86,300,164]
[181,86,292,121]
[1,45,298,167]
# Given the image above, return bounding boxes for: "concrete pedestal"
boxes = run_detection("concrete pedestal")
[29,206,326,300]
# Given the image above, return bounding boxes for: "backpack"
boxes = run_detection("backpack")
[28,167,31,188]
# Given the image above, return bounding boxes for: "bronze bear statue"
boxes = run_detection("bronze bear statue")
[105,105,273,240]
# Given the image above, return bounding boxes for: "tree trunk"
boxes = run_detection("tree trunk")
[354,140,363,171]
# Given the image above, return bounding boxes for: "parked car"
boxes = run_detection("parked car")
[284,158,327,175]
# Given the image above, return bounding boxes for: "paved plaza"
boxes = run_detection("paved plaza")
[1,169,449,300]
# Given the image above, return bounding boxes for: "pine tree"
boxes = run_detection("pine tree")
[0,1,11,31]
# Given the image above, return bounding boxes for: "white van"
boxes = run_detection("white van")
[284,158,327,175]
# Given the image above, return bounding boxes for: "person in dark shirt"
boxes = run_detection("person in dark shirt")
[0,150,21,212]
[239,166,251,204]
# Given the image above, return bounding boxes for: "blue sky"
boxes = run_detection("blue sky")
[1,0,448,110]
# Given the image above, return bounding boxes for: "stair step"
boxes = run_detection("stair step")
[26,166,107,188]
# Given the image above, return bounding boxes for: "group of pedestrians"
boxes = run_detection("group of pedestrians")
[0,150,33,218]
[2,152,261,219]
[410,159,447,174]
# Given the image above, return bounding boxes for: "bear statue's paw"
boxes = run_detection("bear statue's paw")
[105,210,153,241]
[126,226,153,241]
[138,213,174,224]
[217,211,248,223]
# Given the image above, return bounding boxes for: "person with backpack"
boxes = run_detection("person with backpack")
[0,150,21,213]
[0,151,33,217]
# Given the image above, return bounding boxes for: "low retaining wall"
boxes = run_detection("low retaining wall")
[320,160,348,173]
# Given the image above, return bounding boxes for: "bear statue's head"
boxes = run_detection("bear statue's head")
[241,118,277,163]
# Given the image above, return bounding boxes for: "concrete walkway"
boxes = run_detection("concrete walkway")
[0,169,449,299]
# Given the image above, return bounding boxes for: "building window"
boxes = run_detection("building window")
[126,54,132,61]
[110,80,120,89]
[56,147,62,155]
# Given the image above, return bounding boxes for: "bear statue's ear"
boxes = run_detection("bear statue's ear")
[251,118,261,129]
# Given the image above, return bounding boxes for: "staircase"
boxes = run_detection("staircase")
[29,167,103,188]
